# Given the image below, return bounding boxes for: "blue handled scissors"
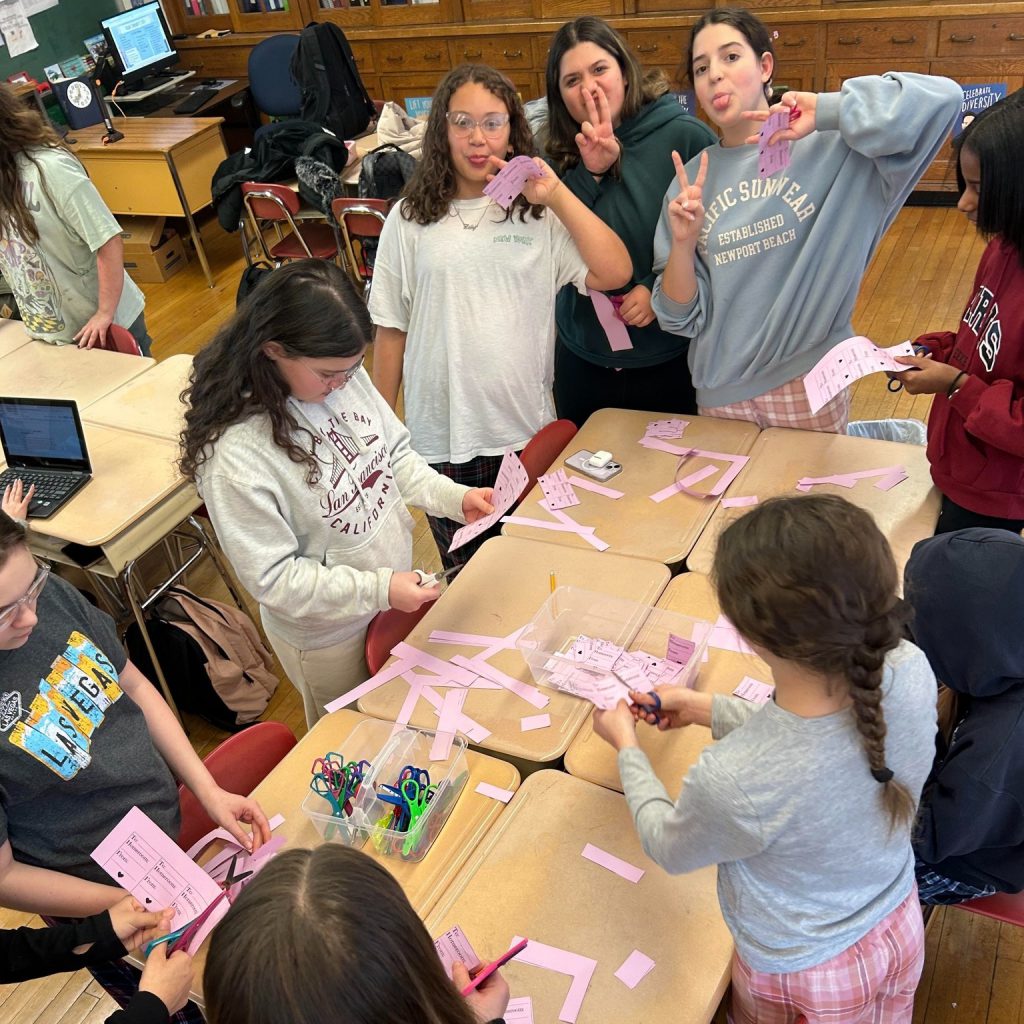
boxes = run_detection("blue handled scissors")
[886,343,930,392]
[636,690,664,727]
[377,783,411,831]
[398,765,430,787]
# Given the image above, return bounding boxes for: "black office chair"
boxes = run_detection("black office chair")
[247,34,302,131]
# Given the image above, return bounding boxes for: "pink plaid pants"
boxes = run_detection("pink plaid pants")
[701,376,851,433]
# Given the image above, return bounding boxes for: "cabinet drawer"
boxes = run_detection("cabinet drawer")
[938,16,1024,58]
[625,29,688,67]
[772,23,821,62]
[448,37,533,70]
[350,42,375,74]
[826,20,930,60]
[379,69,538,104]
[372,40,451,73]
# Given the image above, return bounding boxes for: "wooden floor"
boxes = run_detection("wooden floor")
[3,205,1018,1024]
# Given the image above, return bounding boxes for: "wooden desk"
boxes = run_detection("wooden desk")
[70,118,228,288]
[358,537,670,774]
[424,770,733,1024]
[0,339,153,408]
[502,409,761,567]
[0,318,31,358]
[181,710,520,1006]
[565,573,771,794]
[687,428,941,577]
[84,353,193,440]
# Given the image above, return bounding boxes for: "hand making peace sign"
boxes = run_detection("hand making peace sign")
[666,149,708,248]
[574,86,621,177]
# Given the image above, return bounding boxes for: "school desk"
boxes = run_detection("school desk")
[424,770,733,1024]
[0,317,31,358]
[70,118,229,288]
[687,427,941,576]
[501,409,761,567]
[83,353,194,440]
[565,572,771,794]
[177,709,521,1006]
[357,536,670,774]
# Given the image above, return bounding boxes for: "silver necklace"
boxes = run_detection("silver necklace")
[450,198,494,231]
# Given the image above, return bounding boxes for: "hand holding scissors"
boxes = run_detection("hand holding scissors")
[414,565,460,587]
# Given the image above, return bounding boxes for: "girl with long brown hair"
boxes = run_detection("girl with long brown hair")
[0,83,152,353]
[370,63,630,570]
[592,495,938,1022]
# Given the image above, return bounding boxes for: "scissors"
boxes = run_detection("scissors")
[310,774,353,816]
[377,783,411,831]
[398,764,430,788]
[414,565,461,587]
[399,778,437,855]
[635,690,664,727]
[886,342,930,392]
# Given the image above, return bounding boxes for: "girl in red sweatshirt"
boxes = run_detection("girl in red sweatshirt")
[895,89,1024,534]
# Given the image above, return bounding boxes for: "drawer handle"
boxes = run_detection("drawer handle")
[1010,33,1024,41]
[503,48,523,59]
[949,33,976,43]
[837,35,861,46]
[463,49,483,58]
[891,35,916,44]
[781,38,806,47]
[385,54,404,63]
[423,51,443,61]
[636,43,659,53]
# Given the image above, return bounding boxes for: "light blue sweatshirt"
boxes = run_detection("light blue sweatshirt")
[652,73,963,408]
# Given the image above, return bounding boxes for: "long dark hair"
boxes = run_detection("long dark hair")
[401,63,541,226]
[179,260,371,486]
[686,7,775,103]
[543,17,668,174]
[204,846,480,1024]
[0,512,28,570]
[712,495,916,831]
[955,88,1024,264]
[0,82,71,245]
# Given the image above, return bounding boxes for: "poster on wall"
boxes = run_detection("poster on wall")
[0,0,38,57]
[954,83,1007,137]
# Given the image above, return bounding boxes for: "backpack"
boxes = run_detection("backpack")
[290,22,376,141]
[358,143,417,201]
[126,587,278,731]
[236,261,275,307]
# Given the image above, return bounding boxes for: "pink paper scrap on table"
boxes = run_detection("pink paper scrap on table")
[590,289,633,352]
[803,336,917,414]
[733,676,775,705]
[450,655,550,710]
[645,418,688,439]
[504,997,534,1023]
[758,109,791,178]
[476,781,515,803]
[721,494,759,509]
[638,435,691,457]
[449,449,530,553]
[434,925,482,978]
[581,843,645,883]
[614,949,656,989]
[795,465,909,493]
[565,474,624,499]
[510,936,597,1024]
[521,713,551,732]
[431,688,466,760]
[692,615,755,657]
[483,154,544,209]
[538,468,580,510]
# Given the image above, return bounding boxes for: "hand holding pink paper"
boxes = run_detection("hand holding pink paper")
[758,110,791,178]
[484,155,544,210]
[450,449,529,553]
[803,336,917,414]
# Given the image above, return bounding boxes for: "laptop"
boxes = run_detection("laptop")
[0,398,92,519]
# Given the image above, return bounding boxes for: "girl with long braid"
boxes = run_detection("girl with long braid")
[592,495,938,1023]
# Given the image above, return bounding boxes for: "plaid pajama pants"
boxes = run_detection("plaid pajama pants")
[728,888,925,1024]
[701,376,851,433]
[916,864,997,905]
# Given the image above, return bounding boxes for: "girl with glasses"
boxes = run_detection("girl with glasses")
[180,260,495,727]
[370,63,631,570]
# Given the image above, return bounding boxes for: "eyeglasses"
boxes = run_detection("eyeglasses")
[298,355,364,390]
[446,111,511,138]
[0,561,49,630]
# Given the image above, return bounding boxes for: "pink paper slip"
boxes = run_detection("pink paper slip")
[510,936,597,1024]
[589,289,633,352]
[581,843,645,883]
[475,781,515,803]
[758,109,791,178]
[430,689,466,760]
[451,655,550,709]
[733,676,775,704]
[796,464,909,493]
[645,418,688,439]
[434,925,482,979]
[803,336,917,414]
[504,997,534,1023]
[614,949,656,989]
[323,657,414,713]
[638,436,692,457]
[450,449,530,553]
[667,633,696,666]
[521,713,551,732]
[565,474,624,499]
[721,494,759,509]
[538,468,580,510]
[483,155,544,209]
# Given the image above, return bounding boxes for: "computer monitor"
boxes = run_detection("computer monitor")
[100,2,179,89]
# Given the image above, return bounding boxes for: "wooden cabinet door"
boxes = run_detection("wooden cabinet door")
[625,27,688,70]
[462,0,532,21]
[372,39,452,73]
[938,16,1024,58]
[378,68,538,103]
[447,37,534,71]
[372,0,460,28]
[826,19,935,60]
[175,41,252,78]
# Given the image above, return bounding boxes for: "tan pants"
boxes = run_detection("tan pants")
[263,625,370,729]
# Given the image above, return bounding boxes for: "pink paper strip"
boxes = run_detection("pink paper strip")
[638,436,692,457]
[614,949,656,989]
[721,495,759,508]
[758,109,791,179]
[451,655,550,709]
[395,678,425,728]
[391,642,478,686]
[428,630,511,647]
[589,289,633,352]
[520,714,551,732]
[475,782,514,803]
[186,813,287,863]
[323,657,415,713]
[501,515,592,534]
[581,843,645,883]
[677,464,719,490]
[450,449,529,552]
[540,501,610,552]
[510,936,597,1024]
[430,689,465,760]
[419,686,492,744]
[564,474,624,499]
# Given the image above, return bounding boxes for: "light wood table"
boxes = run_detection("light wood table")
[0,318,31,357]
[502,409,761,566]
[358,536,670,774]
[71,118,228,287]
[0,340,154,407]
[424,770,733,1024]
[565,572,771,794]
[181,710,520,1007]
[687,428,941,577]
[84,353,193,440]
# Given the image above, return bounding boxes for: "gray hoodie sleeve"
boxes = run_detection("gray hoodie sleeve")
[711,694,762,738]
[650,188,712,338]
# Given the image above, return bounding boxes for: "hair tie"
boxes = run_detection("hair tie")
[871,766,894,784]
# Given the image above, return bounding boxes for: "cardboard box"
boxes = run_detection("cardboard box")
[123,229,187,284]
[119,216,167,253]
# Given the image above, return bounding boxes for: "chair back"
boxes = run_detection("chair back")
[958,890,1024,927]
[176,720,298,852]
[331,198,387,291]
[365,604,433,676]
[242,183,311,264]
[247,34,302,118]
[99,323,142,356]
[518,419,579,499]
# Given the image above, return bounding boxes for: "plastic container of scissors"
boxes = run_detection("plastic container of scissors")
[516,586,710,698]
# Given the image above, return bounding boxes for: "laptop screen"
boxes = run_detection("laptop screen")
[0,398,91,471]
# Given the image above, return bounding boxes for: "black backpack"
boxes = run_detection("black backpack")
[358,143,417,201]
[290,22,376,141]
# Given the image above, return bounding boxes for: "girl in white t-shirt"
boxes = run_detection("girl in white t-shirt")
[370,63,631,569]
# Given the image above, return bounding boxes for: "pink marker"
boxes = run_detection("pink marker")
[460,938,530,995]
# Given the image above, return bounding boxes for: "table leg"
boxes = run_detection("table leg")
[165,152,215,289]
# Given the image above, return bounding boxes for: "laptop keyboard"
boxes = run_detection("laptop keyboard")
[0,469,78,501]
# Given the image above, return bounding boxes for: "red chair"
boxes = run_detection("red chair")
[364,603,433,676]
[517,418,579,500]
[957,890,1024,926]
[176,720,297,852]
[98,323,142,356]
[241,182,339,267]
[331,197,388,297]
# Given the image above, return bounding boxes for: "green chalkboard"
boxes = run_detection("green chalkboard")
[0,0,121,84]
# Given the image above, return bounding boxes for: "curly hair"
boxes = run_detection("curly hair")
[712,494,916,832]
[401,63,542,226]
[543,17,670,175]
[179,260,371,487]
[0,82,71,245]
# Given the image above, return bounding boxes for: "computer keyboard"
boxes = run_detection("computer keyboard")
[0,469,77,501]
[174,87,219,114]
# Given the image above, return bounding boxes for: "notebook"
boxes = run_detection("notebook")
[0,398,93,519]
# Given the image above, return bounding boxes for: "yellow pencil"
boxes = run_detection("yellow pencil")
[550,570,557,593]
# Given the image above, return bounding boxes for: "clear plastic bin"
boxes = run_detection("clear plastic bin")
[516,586,710,696]
[301,718,469,862]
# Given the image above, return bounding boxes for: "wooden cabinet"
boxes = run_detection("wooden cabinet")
[826,20,934,59]
[373,39,450,72]
[937,15,1024,57]
[447,37,533,71]
[229,0,305,34]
